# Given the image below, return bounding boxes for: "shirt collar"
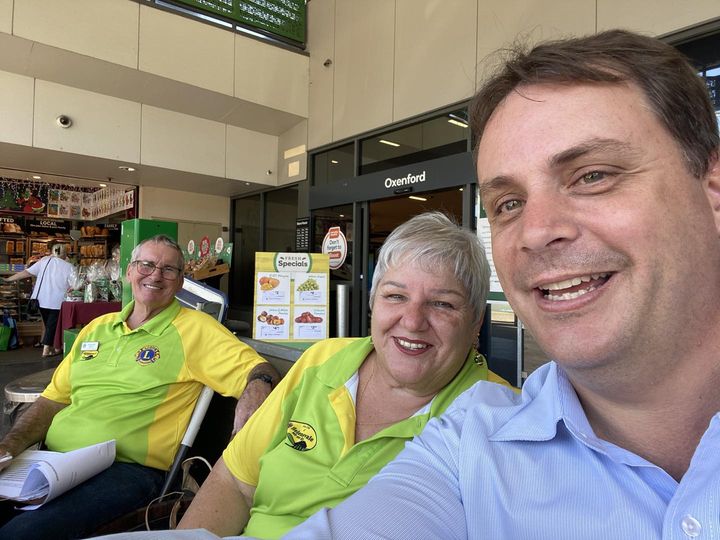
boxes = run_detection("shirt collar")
[112,298,181,336]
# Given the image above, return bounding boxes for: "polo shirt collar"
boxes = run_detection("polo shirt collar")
[490,362,572,441]
[112,298,181,336]
[316,337,374,388]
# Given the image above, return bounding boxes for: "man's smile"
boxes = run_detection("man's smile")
[539,273,611,301]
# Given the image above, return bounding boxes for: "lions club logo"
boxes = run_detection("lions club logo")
[286,421,317,452]
[135,346,160,365]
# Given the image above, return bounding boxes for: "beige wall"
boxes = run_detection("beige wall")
[0,0,310,209]
[307,0,720,150]
[139,186,230,237]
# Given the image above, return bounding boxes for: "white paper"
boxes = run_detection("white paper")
[0,440,115,509]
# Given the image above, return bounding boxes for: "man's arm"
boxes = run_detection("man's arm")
[233,363,280,434]
[0,396,67,470]
[178,457,255,535]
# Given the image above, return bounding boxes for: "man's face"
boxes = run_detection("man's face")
[476,83,720,374]
[126,242,184,313]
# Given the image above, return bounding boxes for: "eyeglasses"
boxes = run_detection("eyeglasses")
[131,260,182,280]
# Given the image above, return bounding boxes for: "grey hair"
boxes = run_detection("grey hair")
[130,234,185,270]
[369,211,490,323]
[51,243,67,258]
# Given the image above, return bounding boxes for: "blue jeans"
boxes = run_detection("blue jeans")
[0,461,165,540]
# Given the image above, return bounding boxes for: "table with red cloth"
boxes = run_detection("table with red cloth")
[53,301,122,351]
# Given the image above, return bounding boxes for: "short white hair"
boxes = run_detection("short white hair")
[369,211,491,323]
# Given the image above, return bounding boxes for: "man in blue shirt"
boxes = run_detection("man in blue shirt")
[281,30,720,539]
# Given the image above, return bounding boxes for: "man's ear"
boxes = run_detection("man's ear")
[703,151,720,235]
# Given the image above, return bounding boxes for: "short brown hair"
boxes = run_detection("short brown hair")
[470,29,719,178]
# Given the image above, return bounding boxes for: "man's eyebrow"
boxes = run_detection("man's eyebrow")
[477,176,514,200]
[549,138,638,167]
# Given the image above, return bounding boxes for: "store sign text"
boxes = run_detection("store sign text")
[384,171,426,189]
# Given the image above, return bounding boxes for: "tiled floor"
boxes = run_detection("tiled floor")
[0,345,62,439]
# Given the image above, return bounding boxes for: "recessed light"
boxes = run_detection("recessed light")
[408,195,427,202]
[339,214,345,218]
[99,183,107,188]
[118,166,135,172]
[447,119,468,128]
[331,160,339,164]
[32,175,42,180]
[459,188,464,191]
[245,182,251,186]
[379,139,400,147]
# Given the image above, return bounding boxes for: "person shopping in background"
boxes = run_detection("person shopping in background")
[2,243,73,357]
[163,211,511,539]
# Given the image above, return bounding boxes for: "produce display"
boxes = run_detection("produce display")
[259,276,280,291]
[257,310,284,326]
[294,311,323,324]
[296,277,319,292]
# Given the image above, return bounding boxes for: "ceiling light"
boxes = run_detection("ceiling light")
[379,139,400,147]
[339,214,345,218]
[331,160,339,164]
[459,188,464,191]
[32,175,42,180]
[99,183,107,187]
[409,195,427,202]
[245,182,251,186]
[447,119,468,128]
[118,166,135,172]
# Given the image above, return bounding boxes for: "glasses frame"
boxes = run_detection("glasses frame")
[131,260,183,280]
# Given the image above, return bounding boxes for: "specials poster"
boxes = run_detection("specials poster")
[253,252,329,342]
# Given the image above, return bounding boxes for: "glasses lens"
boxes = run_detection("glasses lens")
[136,261,156,276]
[161,266,180,279]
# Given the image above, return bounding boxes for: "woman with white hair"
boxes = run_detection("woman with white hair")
[173,211,511,539]
[2,243,74,356]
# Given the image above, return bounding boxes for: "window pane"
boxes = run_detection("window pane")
[312,143,354,186]
[265,186,299,252]
[360,109,469,175]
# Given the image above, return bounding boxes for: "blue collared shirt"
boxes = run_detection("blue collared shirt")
[283,362,720,539]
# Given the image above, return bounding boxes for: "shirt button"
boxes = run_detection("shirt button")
[681,515,702,537]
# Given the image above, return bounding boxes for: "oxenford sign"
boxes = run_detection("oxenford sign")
[384,171,426,189]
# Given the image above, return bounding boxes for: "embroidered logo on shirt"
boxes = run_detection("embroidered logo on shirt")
[80,351,98,361]
[135,346,160,365]
[286,421,317,451]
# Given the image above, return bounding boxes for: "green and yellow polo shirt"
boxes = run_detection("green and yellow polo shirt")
[224,337,510,538]
[42,299,266,471]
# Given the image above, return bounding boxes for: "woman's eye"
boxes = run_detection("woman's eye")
[385,294,405,301]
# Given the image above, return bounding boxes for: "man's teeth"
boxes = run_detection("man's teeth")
[397,339,428,350]
[544,273,608,291]
[546,286,596,301]
[541,273,609,301]
[144,284,161,290]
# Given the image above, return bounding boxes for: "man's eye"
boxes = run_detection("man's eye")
[578,171,607,184]
[497,199,522,214]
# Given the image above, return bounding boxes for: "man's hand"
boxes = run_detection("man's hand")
[0,449,13,472]
[232,379,273,436]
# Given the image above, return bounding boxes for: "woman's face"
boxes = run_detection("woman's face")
[370,260,481,397]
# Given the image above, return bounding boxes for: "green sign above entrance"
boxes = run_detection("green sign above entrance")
[174,0,306,44]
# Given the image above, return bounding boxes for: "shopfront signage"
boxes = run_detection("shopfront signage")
[384,170,426,190]
[27,218,70,234]
[274,252,312,272]
[321,226,348,270]
[253,252,329,342]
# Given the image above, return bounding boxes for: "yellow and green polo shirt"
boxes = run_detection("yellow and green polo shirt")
[224,336,510,539]
[42,299,266,471]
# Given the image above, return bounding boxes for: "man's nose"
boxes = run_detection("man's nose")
[518,191,580,251]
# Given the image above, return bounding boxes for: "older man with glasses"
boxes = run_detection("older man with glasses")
[0,235,279,540]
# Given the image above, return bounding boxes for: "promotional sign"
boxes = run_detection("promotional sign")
[253,252,329,342]
[321,226,347,270]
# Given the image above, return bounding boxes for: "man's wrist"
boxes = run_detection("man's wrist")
[248,373,275,388]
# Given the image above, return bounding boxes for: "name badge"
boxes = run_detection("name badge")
[80,341,99,352]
